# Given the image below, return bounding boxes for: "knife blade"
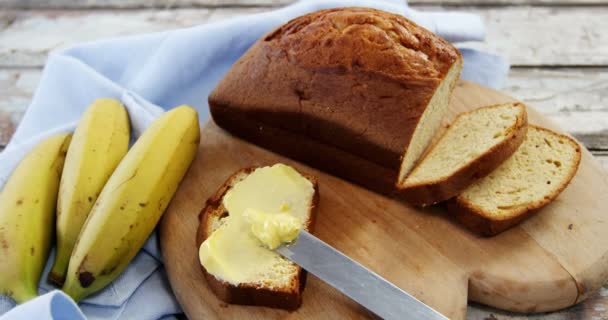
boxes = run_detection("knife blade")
[276,230,448,320]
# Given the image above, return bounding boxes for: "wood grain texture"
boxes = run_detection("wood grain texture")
[1,6,607,67]
[160,81,608,319]
[0,9,212,67]
[454,6,608,66]
[0,0,292,9]
[504,68,608,139]
[0,111,16,147]
[414,0,608,3]
[2,0,608,9]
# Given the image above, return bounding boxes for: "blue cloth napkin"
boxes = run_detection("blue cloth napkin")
[0,0,509,319]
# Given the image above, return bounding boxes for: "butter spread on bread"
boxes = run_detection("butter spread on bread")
[244,208,301,249]
[197,164,318,310]
[400,103,528,206]
[448,126,581,236]
[209,7,462,195]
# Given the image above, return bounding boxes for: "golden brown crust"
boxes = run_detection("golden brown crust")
[195,167,320,310]
[446,197,539,237]
[265,7,459,78]
[209,7,462,194]
[446,126,582,236]
[399,103,529,206]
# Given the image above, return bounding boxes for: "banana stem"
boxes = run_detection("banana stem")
[48,250,71,287]
[48,270,67,287]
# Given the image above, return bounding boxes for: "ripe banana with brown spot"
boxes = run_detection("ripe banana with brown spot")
[62,105,200,302]
[49,98,130,287]
[0,133,72,303]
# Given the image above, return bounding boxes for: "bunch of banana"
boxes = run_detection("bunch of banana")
[62,105,200,301]
[49,98,130,286]
[0,133,72,303]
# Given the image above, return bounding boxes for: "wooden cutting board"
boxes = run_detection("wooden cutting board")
[159,81,608,319]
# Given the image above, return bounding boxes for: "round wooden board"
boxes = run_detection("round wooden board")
[160,81,608,320]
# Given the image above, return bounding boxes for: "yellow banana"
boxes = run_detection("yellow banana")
[49,98,130,287]
[0,133,72,303]
[62,105,200,302]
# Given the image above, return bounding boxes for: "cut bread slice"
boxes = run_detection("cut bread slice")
[399,102,528,206]
[447,126,582,236]
[396,60,463,183]
[196,166,319,310]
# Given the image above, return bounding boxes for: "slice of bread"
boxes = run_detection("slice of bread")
[196,167,319,310]
[447,126,582,236]
[399,102,528,206]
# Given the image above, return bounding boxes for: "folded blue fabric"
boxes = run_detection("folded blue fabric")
[0,0,508,319]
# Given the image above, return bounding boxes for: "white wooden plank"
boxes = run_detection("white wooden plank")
[453,6,608,66]
[0,9,212,67]
[416,0,608,3]
[0,68,38,146]
[504,68,608,136]
[1,0,607,9]
[0,7,607,67]
[505,68,608,115]
[0,0,292,9]
[0,110,17,147]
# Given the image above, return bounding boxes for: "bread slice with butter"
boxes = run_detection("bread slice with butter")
[447,126,581,236]
[196,164,319,310]
[400,103,528,206]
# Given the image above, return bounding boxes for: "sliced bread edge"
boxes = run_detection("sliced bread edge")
[398,102,528,206]
[447,126,582,236]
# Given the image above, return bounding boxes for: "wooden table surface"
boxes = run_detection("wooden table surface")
[0,0,606,319]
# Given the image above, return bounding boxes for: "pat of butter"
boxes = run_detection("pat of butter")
[244,208,301,249]
[199,164,314,284]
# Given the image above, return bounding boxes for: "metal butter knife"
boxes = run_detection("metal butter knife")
[276,231,449,320]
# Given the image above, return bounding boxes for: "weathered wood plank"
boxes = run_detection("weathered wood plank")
[1,67,608,150]
[1,6,607,67]
[0,111,17,147]
[2,0,608,9]
[504,68,608,136]
[0,68,38,146]
[506,68,608,114]
[0,0,291,9]
[0,9,213,67]
[456,6,608,67]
